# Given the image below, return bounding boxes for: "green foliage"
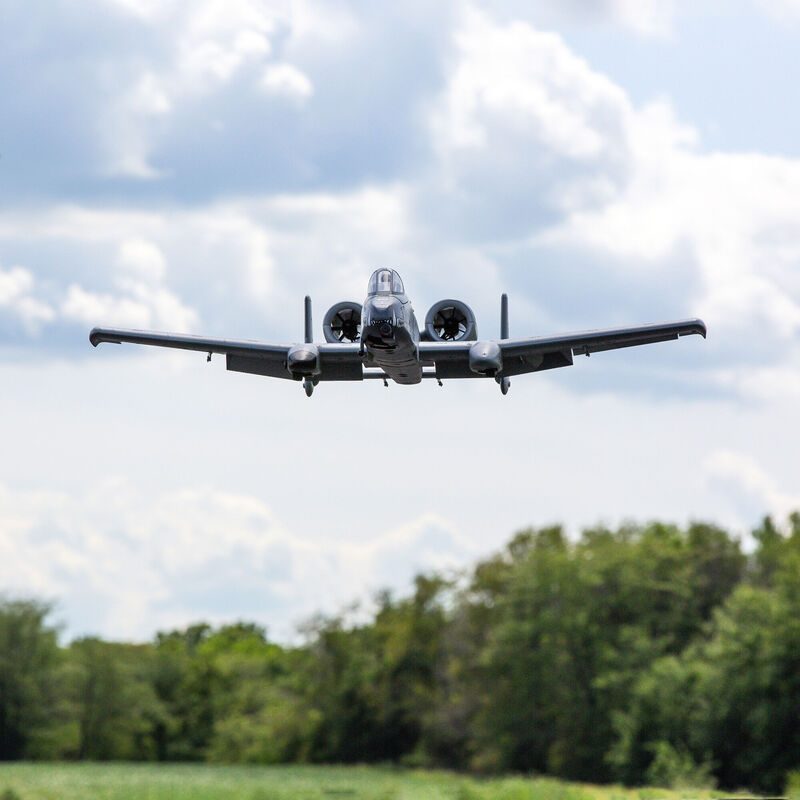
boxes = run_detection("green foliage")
[465,520,745,782]
[205,624,309,764]
[208,682,321,764]
[0,764,741,800]
[2,514,800,795]
[66,637,167,760]
[0,597,59,759]
[786,769,800,798]
[644,741,715,790]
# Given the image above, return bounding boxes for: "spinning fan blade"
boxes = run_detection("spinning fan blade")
[424,299,477,342]
[323,301,363,343]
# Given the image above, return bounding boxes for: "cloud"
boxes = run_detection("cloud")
[0,0,800,394]
[61,281,198,332]
[116,237,167,282]
[420,8,800,398]
[0,0,348,191]
[0,479,474,641]
[0,266,34,305]
[752,0,800,21]
[100,0,287,177]
[0,188,415,349]
[423,7,634,240]
[538,135,800,391]
[0,0,449,203]
[0,226,198,340]
[2,0,799,651]
[433,10,629,161]
[704,450,800,526]
[260,64,314,101]
[477,0,676,37]
[0,266,56,335]
[608,0,675,36]
[65,235,198,331]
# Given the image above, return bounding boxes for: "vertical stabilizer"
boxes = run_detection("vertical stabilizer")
[304,296,313,343]
[498,293,510,395]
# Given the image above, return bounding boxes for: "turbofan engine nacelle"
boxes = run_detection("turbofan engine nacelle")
[323,301,363,343]
[424,299,478,342]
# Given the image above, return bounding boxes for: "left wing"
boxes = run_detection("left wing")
[89,328,364,381]
[418,318,706,378]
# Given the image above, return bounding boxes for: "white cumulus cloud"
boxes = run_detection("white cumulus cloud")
[0,480,474,641]
[433,9,630,164]
[116,237,167,282]
[0,266,56,334]
[704,450,800,526]
[428,8,800,397]
[98,0,315,177]
[260,63,313,100]
[752,0,800,21]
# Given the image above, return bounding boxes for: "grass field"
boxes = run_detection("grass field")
[0,764,765,800]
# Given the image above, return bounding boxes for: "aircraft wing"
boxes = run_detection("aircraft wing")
[418,318,707,379]
[89,327,363,381]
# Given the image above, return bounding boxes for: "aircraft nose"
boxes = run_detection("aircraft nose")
[379,322,392,337]
[365,296,399,326]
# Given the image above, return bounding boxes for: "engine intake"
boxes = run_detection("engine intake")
[424,299,477,342]
[323,301,362,343]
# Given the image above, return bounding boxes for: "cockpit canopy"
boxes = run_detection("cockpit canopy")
[367,269,404,296]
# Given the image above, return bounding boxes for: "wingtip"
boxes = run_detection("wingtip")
[694,318,707,339]
[89,327,121,347]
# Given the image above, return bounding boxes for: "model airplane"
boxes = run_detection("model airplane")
[90,268,706,396]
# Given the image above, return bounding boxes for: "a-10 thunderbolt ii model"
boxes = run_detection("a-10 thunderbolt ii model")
[90,268,706,396]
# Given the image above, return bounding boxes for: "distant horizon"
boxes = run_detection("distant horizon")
[10,511,795,645]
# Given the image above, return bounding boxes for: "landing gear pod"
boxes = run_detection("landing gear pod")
[469,341,503,375]
[323,301,363,343]
[287,344,320,377]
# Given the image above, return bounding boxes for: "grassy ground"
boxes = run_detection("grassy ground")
[0,763,761,800]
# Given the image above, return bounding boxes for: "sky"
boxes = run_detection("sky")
[1,0,799,642]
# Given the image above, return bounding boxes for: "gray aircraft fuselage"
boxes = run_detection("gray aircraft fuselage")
[361,280,422,385]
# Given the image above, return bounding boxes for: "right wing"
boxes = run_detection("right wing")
[89,328,364,381]
[418,318,707,378]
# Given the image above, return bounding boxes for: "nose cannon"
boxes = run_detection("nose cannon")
[363,296,401,348]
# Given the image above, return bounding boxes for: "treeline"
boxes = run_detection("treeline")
[2,515,800,794]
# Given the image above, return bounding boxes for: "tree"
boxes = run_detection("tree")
[68,638,165,760]
[467,521,745,782]
[205,623,317,764]
[151,624,217,761]
[0,598,59,759]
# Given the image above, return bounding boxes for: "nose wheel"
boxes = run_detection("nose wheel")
[303,378,315,397]
[497,376,511,395]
